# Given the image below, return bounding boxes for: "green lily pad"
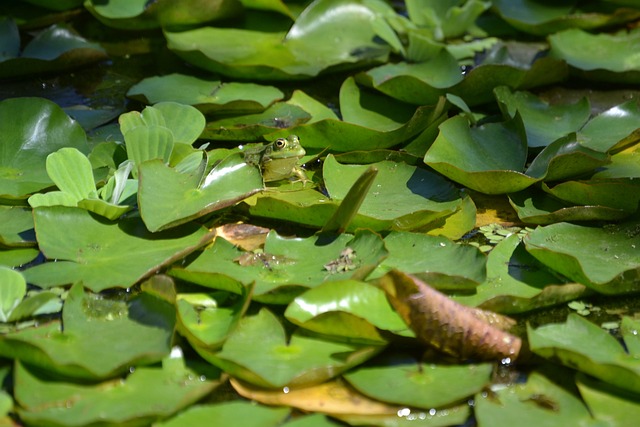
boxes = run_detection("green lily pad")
[164,0,391,80]
[424,115,538,194]
[492,0,640,35]
[370,231,486,291]
[14,354,218,426]
[155,401,290,427]
[355,50,463,105]
[0,19,107,78]
[495,86,590,148]
[592,143,640,180]
[171,230,387,304]
[0,267,26,323]
[0,98,89,199]
[524,218,640,293]
[475,372,595,427]
[127,73,284,114]
[578,100,640,153]
[576,373,640,427]
[0,283,175,380]
[406,0,490,39]
[199,308,379,388]
[0,206,34,247]
[528,314,640,393]
[344,357,492,409]
[549,28,640,82]
[23,207,214,291]
[138,154,263,232]
[453,235,586,314]
[0,248,40,268]
[509,187,631,224]
[542,179,640,213]
[284,280,411,343]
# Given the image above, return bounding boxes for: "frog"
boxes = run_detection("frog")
[243,135,309,183]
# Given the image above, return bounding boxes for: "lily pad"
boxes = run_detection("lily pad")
[344,356,492,409]
[0,283,175,380]
[138,154,263,232]
[406,0,490,39]
[577,100,640,153]
[0,206,34,247]
[23,207,214,291]
[0,98,89,199]
[524,218,640,293]
[495,86,590,148]
[370,231,486,291]
[199,308,379,388]
[542,179,640,213]
[164,0,391,80]
[127,73,284,114]
[14,354,218,426]
[528,314,640,393]
[155,401,290,427]
[284,280,411,343]
[576,373,640,427]
[170,230,387,304]
[424,115,538,194]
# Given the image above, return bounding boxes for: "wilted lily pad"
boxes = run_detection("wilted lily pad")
[528,314,640,393]
[23,207,214,291]
[344,356,492,409]
[127,73,284,114]
[524,218,640,293]
[15,354,218,426]
[199,308,379,388]
[0,98,89,199]
[0,283,175,380]
[171,230,387,304]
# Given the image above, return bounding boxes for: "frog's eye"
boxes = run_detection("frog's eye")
[274,138,287,149]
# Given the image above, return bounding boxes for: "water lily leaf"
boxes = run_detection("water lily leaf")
[0,21,107,78]
[0,283,175,380]
[164,0,390,80]
[0,17,20,60]
[127,73,284,114]
[453,235,586,314]
[7,289,62,323]
[138,154,263,232]
[0,267,26,323]
[23,207,214,291]
[155,401,289,427]
[155,0,243,28]
[0,248,39,268]
[549,28,640,82]
[0,206,34,247]
[475,372,594,427]
[542,179,640,213]
[284,280,411,343]
[406,0,490,39]
[524,218,640,293]
[0,98,89,199]
[424,115,538,194]
[176,284,253,350]
[525,134,610,182]
[199,308,379,388]
[171,230,387,304]
[84,0,159,29]
[492,0,640,35]
[370,231,486,292]
[14,355,218,426]
[592,143,640,179]
[576,373,640,427]
[344,356,492,409]
[528,314,640,393]
[621,317,640,356]
[355,50,464,105]
[509,187,631,224]
[578,100,640,153]
[495,86,590,148]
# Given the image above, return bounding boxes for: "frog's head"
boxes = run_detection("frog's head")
[270,135,305,159]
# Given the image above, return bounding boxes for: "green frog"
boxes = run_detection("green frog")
[243,135,308,183]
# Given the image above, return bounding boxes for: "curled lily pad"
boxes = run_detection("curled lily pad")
[495,86,590,148]
[577,100,640,153]
[424,115,539,194]
[171,230,387,304]
[524,218,640,293]
[528,314,640,393]
[23,207,214,291]
[0,283,176,380]
[344,356,493,409]
[0,19,107,78]
[127,73,284,114]
[542,179,640,213]
[0,98,89,199]
[549,28,640,82]
[164,0,391,80]
[14,354,218,426]
[199,308,379,388]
